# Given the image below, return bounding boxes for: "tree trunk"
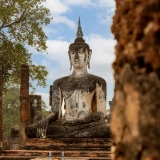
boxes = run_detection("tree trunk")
[0,54,3,150]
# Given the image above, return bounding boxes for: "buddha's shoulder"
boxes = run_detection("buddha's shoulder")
[52,76,71,85]
[88,74,106,84]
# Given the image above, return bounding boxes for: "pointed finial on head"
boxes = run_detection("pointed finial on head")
[76,17,83,38]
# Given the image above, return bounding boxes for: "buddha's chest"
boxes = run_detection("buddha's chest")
[63,89,95,120]
[60,77,96,120]
[60,77,97,93]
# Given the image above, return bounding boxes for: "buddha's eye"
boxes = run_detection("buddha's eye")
[70,50,74,54]
[78,48,84,54]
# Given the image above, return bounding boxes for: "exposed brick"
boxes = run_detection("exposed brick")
[20,64,30,122]
[19,64,29,148]
[111,0,160,159]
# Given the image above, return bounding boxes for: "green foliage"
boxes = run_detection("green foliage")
[0,0,52,91]
[41,100,48,118]
[3,87,20,139]
[3,87,49,138]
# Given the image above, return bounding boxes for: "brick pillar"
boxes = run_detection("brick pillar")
[19,64,30,148]
[111,0,160,159]
[0,54,3,150]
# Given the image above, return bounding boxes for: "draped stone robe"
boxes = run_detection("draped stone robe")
[46,74,109,138]
[26,74,110,138]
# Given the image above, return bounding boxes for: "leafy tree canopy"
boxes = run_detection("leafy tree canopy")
[3,87,49,139]
[0,0,52,91]
[3,86,20,139]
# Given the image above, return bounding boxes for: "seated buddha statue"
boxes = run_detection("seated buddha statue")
[25,18,110,138]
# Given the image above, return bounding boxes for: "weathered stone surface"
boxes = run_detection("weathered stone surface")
[3,140,10,150]
[111,0,160,159]
[29,95,42,124]
[23,138,111,151]
[0,149,111,160]
[26,119,109,138]
[10,127,20,150]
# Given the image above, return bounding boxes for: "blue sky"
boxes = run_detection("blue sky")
[30,0,116,110]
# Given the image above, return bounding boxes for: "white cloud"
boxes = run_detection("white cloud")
[43,27,57,35]
[44,0,69,15]
[43,0,77,30]
[42,40,71,80]
[98,14,113,26]
[43,26,57,37]
[41,59,70,81]
[96,0,115,26]
[43,0,115,30]
[85,34,116,67]
[63,0,94,7]
[52,16,76,30]
[62,0,115,8]
[97,0,115,8]
[46,40,70,60]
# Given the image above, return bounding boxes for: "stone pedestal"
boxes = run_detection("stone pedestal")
[0,149,111,159]
[23,138,111,151]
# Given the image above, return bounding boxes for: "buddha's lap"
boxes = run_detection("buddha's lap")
[25,119,110,138]
[46,120,109,133]
[46,120,110,138]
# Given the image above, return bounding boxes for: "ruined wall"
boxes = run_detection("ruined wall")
[111,0,160,160]
[29,95,42,124]
[10,127,19,150]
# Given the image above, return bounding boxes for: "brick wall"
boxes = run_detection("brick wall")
[111,0,160,159]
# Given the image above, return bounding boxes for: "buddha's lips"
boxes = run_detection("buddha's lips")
[32,106,37,109]
[74,60,80,63]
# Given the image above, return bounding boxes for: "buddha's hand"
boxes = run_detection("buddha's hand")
[36,118,48,138]
[92,111,105,121]
[62,119,78,125]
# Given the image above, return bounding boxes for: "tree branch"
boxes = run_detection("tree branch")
[0,32,6,41]
[0,9,26,30]
[0,23,5,31]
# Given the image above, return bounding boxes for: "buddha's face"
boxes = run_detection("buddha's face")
[32,98,38,109]
[69,47,89,69]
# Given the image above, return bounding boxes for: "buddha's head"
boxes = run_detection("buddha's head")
[31,98,38,109]
[68,18,92,70]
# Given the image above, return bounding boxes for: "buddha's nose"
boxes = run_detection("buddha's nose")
[75,52,79,59]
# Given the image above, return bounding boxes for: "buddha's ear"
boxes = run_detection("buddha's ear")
[68,51,72,70]
[88,49,92,69]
